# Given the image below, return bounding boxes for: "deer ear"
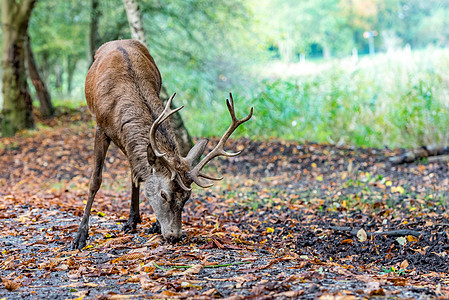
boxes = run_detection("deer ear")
[147,144,157,165]
[185,138,208,167]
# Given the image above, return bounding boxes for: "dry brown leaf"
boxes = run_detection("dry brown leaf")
[141,263,155,275]
[107,295,139,299]
[153,290,188,298]
[179,264,203,276]
[2,278,21,291]
[100,236,133,249]
[400,259,409,270]
[139,275,156,290]
[411,246,429,255]
[202,288,218,296]
[276,290,305,298]
[110,252,145,263]
[319,294,355,300]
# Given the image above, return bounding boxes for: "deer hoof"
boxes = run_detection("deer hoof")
[72,230,88,250]
[123,222,138,233]
[146,220,161,234]
[123,214,141,233]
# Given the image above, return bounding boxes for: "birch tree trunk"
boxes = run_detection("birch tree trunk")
[122,0,193,155]
[25,33,54,118]
[1,0,36,136]
[122,0,146,44]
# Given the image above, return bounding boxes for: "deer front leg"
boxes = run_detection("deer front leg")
[72,128,110,250]
[123,180,141,233]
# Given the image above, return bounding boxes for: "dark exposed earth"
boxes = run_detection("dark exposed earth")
[1,109,448,299]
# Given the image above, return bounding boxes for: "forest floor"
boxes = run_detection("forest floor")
[1,109,449,299]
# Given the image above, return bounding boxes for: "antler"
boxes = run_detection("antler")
[187,93,253,188]
[149,93,191,191]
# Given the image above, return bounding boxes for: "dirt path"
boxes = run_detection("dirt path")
[1,114,448,299]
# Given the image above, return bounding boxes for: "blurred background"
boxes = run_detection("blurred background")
[1,0,449,148]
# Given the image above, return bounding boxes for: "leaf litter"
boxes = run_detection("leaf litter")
[0,109,448,299]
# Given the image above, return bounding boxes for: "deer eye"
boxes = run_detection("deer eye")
[160,191,168,201]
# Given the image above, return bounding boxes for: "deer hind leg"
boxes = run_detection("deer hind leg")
[72,127,110,250]
[123,179,142,233]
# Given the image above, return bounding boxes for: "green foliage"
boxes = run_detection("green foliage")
[2,0,448,148]
[182,47,449,148]
[380,266,406,276]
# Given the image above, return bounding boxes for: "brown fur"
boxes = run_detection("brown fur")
[72,39,251,249]
[85,39,183,184]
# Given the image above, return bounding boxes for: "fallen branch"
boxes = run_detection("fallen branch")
[389,145,449,165]
[152,261,251,271]
[329,226,422,238]
[427,155,449,163]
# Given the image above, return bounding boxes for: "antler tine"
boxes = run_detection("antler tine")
[149,93,184,158]
[187,93,253,188]
[199,172,223,181]
[175,173,192,191]
[193,178,214,189]
[149,93,186,183]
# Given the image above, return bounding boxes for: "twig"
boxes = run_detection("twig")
[427,154,449,163]
[204,262,251,268]
[152,261,251,271]
[153,262,175,271]
[329,226,422,238]
[389,145,449,165]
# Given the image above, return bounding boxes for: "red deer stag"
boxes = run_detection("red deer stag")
[72,40,252,249]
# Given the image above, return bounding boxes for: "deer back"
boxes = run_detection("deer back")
[85,39,182,183]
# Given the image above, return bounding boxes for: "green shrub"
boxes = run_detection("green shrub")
[176,47,449,148]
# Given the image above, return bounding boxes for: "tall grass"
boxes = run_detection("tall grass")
[177,47,449,148]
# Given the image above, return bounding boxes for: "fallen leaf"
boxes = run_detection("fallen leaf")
[2,278,21,291]
[396,237,407,246]
[357,228,367,242]
[180,264,203,276]
[110,252,145,263]
[400,260,408,270]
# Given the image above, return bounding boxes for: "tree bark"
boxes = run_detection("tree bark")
[122,0,146,44]
[89,0,102,64]
[67,55,77,95]
[25,33,54,118]
[54,64,62,90]
[1,0,37,136]
[121,0,193,155]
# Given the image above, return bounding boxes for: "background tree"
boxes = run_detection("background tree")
[89,0,101,64]
[25,33,53,118]
[1,0,37,136]
[28,0,90,97]
[122,0,145,43]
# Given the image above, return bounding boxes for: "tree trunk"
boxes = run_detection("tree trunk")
[25,33,54,118]
[1,0,37,136]
[122,0,193,155]
[41,50,50,83]
[54,64,63,91]
[67,55,77,95]
[89,0,102,64]
[122,0,146,44]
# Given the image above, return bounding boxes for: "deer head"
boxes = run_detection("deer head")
[143,93,252,243]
